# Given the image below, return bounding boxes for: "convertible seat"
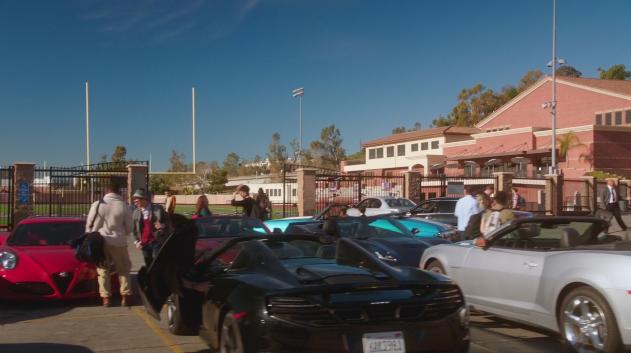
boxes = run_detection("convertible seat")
[560,228,580,248]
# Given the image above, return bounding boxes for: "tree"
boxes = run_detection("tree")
[557,131,585,167]
[391,126,407,134]
[99,154,108,163]
[556,65,582,78]
[206,168,228,193]
[309,124,346,170]
[149,175,170,194]
[168,150,188,172]
[222,152,241,177]
[346,150,365,161]
[111,145,127,163]
[267,132,288,174]
[392,122,422,134]
[598,64,631,80]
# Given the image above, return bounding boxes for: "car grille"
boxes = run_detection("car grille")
[267,285,464,327]
[52,272,75,294]
[10,282,54,295]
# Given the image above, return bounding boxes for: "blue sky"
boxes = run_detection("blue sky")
[0,0,630,170]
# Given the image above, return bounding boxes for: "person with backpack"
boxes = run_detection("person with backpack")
[255,188,271,220]
[231,185,261,220]
[85,177,133,307]
[480,190,514,240]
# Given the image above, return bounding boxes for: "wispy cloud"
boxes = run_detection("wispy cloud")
[78,0,263,44]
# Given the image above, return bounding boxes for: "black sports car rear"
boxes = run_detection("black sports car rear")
[138,220,470,353]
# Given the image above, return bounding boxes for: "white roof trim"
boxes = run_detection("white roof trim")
[593,125,631,133]
[472,126,546,139]
[556,79,631,101]
[443,139,476,148]
[533,125,593,137]
[475,77,550,128]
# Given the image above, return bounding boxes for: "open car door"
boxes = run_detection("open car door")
[138,220,198,320]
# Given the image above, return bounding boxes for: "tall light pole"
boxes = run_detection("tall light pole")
[85,81,90,169]
[192,87,197,174]
[292,87,304,162]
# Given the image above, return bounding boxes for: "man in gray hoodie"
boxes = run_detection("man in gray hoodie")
[85,177,133,307]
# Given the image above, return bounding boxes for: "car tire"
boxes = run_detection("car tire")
[425,260,446,275]
[558,286,622,353]
[166,294,197,335]
[219,312,244,353]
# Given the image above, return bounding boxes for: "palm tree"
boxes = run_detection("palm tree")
[557,131,585,167]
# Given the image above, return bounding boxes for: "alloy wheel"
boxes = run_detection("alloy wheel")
[166,296,176,327]
[562,295,608,351]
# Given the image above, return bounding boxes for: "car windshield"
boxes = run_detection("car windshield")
[336,217,412,239]
[8,221,85,246]
[195,217,268,238]
[385,198,416,208]
[492,220,613,250]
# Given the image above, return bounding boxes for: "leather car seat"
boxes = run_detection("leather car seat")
[560,228,581,248]
[315,245,336,259]
[322,219,339,236]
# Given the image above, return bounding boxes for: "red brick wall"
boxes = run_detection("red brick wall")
[480,81,631,130]
[593,130,631,177]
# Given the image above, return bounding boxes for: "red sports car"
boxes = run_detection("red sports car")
[0,217,101,300]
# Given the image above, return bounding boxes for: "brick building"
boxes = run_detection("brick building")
[443,76,631,178]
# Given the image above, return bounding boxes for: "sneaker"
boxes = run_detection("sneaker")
[102,297,111,307]
[121,295,132,307]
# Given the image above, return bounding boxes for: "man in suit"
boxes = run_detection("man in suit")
[600,179,627,231]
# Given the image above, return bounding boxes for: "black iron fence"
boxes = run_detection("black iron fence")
[0,167,14,230]
[418,176,496,200]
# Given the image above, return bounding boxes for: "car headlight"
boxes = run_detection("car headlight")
[0,251,17,270]
[374,251,398,262]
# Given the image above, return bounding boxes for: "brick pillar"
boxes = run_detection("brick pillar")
[619,179,630,212]
[128,164,149,203]
[581,176,596,212]
[545,174,563,215]
[297,168,317,216]
[493,172,514,192]
[404,171,422,204]
[14,162,36,225]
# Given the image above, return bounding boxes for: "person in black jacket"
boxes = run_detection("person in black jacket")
[231,185,259,219]
[463,192,492,240]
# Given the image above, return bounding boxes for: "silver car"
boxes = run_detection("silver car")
[347,197,416,217]
[420,216,631,353]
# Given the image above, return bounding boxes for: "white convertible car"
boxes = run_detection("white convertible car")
[420,216,631,353]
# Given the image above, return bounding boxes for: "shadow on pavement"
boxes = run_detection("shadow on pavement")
[0,343,94,353]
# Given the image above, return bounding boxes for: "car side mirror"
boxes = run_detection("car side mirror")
[272,228,283,235]
[411,228,420,235]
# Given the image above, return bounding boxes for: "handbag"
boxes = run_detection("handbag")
[70,200,106,264]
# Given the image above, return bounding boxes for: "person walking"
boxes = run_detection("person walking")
[131,189,171,267]
[85,177,133,307]
[600,179,627,231]
[231,185,259,219]
[192,194,212,219]
[454,186,480,232]
[164,189,176,215]
[463,192,492,240]
[511,187,525,210]
[255,188,271,220]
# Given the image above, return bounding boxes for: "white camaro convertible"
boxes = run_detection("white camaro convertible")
[420,216,631,353]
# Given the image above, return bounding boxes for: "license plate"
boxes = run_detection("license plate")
[362,331,405,353]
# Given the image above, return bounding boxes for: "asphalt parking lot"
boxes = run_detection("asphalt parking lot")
[6,212,631,353]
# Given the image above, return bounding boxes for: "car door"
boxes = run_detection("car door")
[347,199,370,217]
[458,224,546,322]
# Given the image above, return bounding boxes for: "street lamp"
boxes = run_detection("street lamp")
[545,0,563,175]
[292,87,305,162]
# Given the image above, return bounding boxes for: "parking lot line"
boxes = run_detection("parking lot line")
[132,307,185,353]
[20,312,135,324]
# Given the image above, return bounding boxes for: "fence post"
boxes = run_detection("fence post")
[581,176,596,212]
[127,164,149,204]
[619,179,631,212]
[13,162,36,226]
[545,174,563,215]
[404,171,422,204]
[493,172,514,192]
[297,168,317,217]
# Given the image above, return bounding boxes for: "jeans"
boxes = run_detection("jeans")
[141,241,161,267]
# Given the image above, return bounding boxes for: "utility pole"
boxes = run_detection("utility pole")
[85,81,90,169]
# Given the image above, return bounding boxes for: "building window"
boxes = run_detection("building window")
[615,111,622,125]
[376,148,384,158]
[397,144,405,156]
[464,164,476,177]
[421,142,428,151]
[431,140,439,149]
[369,149,376,159]
[411,143,418,152]
[605,113,612,126]
[627,110,631,124]
[595,114,602,125]
[386,146,394,157]
[292,189,296,197]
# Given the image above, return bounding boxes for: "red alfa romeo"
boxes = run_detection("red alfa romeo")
[0,217,101,300]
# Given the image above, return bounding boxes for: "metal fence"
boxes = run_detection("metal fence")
[0,167,14,230]
[562,178,593,213]
[32,162,147,218]
[418,176,496,200]
[512,178,548,214]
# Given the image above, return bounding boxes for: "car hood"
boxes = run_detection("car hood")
[355,237,436,267]
[4,245,80,274]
